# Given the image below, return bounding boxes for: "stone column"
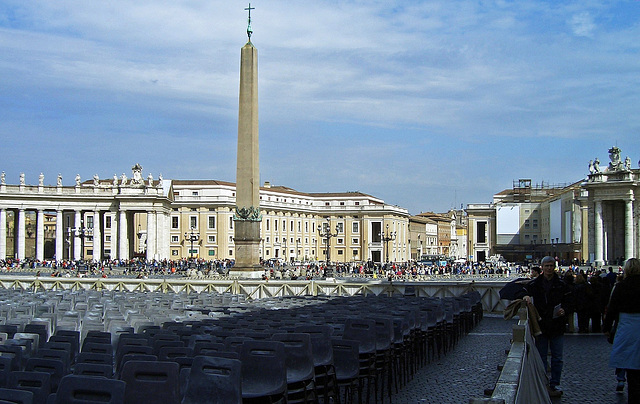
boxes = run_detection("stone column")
[146,211,156,261]
[119,210,129,260]
[0,209,6,259]
[594,200,604,267]
[157,211,168,260]
[74,210,82,261]
[36,209,44,262]
[93,211,101,262]
[55,210,63,261]
[625,199,634,260]
[17,209,25,260]
[110,210,118,260]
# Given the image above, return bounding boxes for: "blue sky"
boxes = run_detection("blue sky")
[1,0,639,214]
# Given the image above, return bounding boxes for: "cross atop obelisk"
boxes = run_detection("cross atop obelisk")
[230,4,263,278]
[245,3,254,40]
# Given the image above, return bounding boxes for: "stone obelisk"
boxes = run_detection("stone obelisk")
[230,4,263,278]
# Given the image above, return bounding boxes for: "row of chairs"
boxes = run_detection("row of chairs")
[0,289,482,403]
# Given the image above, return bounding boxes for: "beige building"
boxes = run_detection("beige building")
[0,167,410,264]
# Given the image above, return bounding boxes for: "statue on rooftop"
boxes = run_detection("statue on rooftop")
[624,156,631,171]
[0,171,4,185]
[588,160,595,174]
[57,174,62,187]
[93,174,100,187]
[593,158,601,173]
[147,173,153,187]
[20,173,25,186]
[158,174,163,188]
[608,146,623,171]
[120,173,127,185]
[38,173,44,187]
[130,163,144,186]
[75,174,81,186]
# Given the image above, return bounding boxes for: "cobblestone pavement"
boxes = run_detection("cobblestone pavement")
[391,314,514,403]
[390,315,629,403]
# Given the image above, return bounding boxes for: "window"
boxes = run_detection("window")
[171,217,179,229]
[275,220,278,231]
[172,249,179,256]
[337,250,343,255]
[192,191,199,196]
[266,236,270,243]
[229,217,233,229]
[290,220,294,232]
[105,236,111,242]
[297,221,301,232]
[208,249,215,256]
[336,223,344,233]
[337,238,344,244]
[532,219,538,229]
[477,222,486,243]
[190,216,197,229]
[105,216,111,229]
[87,249,93,256]
[208,216,216,229]
[87,216,94,229]
[229,249,233,256]
[352,222,359,233]
[208,235,216,243]
[353,249,358,256]
[524,219,530,229]
[352,238,359,245]
[266,219,270,231]
[305,222,308,232]
[171,236,179,243]
[355,202,360,206]
[340,202,345,206]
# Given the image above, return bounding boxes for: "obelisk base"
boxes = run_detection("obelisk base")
[230,221,264,278]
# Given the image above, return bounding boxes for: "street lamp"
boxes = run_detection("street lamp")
[184,226,200,259]
[318,218,339,270]
[380,223,396,263]
[67,225,93,261]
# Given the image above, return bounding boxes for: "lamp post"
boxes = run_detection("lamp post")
[67,225,93,261]
[184,227,200,259]
[380,223,396,263]
[318,218,339,271]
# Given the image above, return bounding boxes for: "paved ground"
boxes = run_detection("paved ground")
[389,315,629,403]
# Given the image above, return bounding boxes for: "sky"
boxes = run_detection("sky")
[1,1,639,215]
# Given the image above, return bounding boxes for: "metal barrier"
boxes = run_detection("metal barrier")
[0,275,512,313]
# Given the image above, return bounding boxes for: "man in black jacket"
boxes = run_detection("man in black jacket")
[523,256,573,397]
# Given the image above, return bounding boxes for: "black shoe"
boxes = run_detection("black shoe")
[616,381,625,392]
[548,385,563,397]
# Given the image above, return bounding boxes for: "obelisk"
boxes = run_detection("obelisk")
[230,4,263,278]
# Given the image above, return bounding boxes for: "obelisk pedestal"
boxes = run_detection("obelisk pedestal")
[229,39,264,279]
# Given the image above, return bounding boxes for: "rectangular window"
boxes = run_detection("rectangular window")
[352,222,359,233]
[477,222,486,243]
[229,217,233,229]
[172,249,179,256]
[305,222,308,232]
[337,250,343,255]
[229,249,233,256]
[524,219,530,229]
[192,191,199,196]
[87,249,93,256]
[87,216,94,229]
[208,216,216,229]
[337,238,344,244]
[275,220,278,231]
[532,219,538,229]
[353,249,358,256]
[190,216,197,229]
[171,217,179,229]
[297,221,301,232]
[266,219,270,231]
[171,236,179,243]
[105,216,111,229]
[208,235,216,243]
[105,236,111,242]
[208,249,215,256]
[337,223,344,233]
[352,238,358,245]
[290,220,294,232]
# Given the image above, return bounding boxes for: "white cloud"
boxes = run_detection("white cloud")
[570,11,596,37]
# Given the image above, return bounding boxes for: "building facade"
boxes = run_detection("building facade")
[0,166,410,264]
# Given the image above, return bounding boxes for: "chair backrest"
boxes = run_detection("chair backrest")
[54,374,125,404]
[120,360,180,404]
[239,340,287,399]
[73,362,114,379]
[271,333,315,384]
[75,352,113,366]
[342,318,376,354]
[81,342,113,356]
[371,316,394,351]
[331,338,360,381]
[182,356,242,404]
[0,387,34,404]
[0,345,23,371]
[25,357,66,393]
[7,370,51,404]
[158,346,193,362]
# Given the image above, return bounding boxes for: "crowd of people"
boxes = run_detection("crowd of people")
[515,257,639,401]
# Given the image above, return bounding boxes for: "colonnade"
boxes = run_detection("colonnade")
[593,198,636,266]
[0,206,171,262]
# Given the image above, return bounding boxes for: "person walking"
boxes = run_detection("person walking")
[603,258,640,403]
[523,256,573,397]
